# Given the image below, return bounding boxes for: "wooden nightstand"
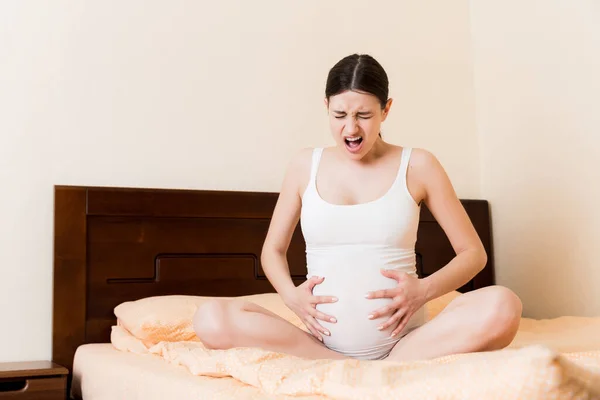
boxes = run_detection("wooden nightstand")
[0,361,68,400]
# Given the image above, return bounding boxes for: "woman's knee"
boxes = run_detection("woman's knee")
[479,286,523,348]
[193,298,240,349]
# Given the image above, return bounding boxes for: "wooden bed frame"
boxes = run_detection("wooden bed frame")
[52,185,495,391]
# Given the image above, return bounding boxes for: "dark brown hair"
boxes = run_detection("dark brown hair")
[325,54,389,109]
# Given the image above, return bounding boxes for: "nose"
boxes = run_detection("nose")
[344,117,359,135]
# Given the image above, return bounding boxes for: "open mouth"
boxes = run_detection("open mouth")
[344,136,363,152]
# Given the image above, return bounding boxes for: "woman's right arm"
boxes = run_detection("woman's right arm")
[260,149,309,297]
[260,149,337,340]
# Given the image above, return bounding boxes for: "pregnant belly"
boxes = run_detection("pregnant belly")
[310,269,416,358]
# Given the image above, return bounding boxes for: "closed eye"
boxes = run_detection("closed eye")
[333,113,373,119]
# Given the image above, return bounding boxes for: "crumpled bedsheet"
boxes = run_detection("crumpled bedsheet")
[111,322,600,399]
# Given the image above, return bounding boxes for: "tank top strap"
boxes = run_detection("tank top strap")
[397,147,413,185]
[309,147,324,185]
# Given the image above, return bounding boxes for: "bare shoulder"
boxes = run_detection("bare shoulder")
[407,148,486,263]
[263,148,315,253]
[283,147,315,197]
[406,148,453,203]
[288,147,314,170]
[408,147,443,171]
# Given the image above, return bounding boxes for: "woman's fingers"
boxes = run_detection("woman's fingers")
[391,312,412,337]
[303,314,322,340]
[368,302,399,319]
[305,315,329,339]
[377,308,405,330]
[365,288,399,299]
[307,295,338,323]
[305,321,323,341]
[368,295,404,319]
[306,276,325,291]
[311,316,331,336]
[310,295,338,304]
[308,306,337,323]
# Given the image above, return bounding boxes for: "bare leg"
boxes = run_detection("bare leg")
[193,298,348,360]
[387,286,522,362]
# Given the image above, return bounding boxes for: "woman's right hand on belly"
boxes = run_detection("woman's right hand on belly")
[281,276,338,342]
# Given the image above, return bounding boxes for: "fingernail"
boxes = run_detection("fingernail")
[390,332,396,337]
[368,314,374,319]
[319,336,323,342]
[364,293,371,298]
[377,325,383,330]
[332,297,338,302]
[330,317,337,323]
[324,331,330,336]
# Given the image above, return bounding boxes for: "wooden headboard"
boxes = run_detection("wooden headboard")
[52,185,495,376]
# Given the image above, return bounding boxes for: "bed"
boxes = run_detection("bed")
[51,185,600,399]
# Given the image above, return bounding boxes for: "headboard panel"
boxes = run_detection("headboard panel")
[53,185,495,376]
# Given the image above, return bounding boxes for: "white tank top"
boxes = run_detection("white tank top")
[299,147,426,360]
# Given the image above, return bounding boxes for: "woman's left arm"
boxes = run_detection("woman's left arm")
[414,149,487,303]
[366,149,487,335]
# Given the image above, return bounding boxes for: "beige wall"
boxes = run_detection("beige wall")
[0,1,478,362]
[470,1,600,318]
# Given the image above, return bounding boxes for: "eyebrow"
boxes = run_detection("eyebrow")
[332,110,373,115]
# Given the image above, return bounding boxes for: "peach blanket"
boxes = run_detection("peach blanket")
[109,292,600,399]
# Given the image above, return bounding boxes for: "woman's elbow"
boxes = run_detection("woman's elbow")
[260,242,286,265]
[475,246,488,272]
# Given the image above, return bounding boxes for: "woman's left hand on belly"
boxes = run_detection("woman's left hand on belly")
[365,269,428,337]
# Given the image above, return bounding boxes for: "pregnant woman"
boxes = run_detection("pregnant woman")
[193,54,523,362]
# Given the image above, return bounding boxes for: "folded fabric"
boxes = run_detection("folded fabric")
[114,291,461,347]
[111,324,600,399]
[114,292,301,346]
